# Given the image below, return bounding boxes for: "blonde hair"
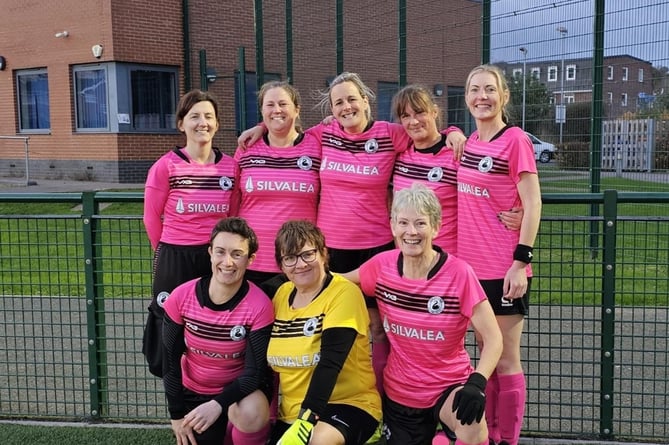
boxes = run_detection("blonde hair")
[314,72,375,122]
[465,64,511,123]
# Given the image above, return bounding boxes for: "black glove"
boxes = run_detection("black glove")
[452,372,487,425]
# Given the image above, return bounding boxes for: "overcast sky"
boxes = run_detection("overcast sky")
[489,0,669,68]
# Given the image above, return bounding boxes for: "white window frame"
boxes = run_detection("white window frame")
[607,92,613,104]
[530,67,540,79]
[621,93,628,107]
[566,64,576,81]
[638,68,644,83]
[565,95,575,104]
[548,66,558,82]
[622,67,629,81]
[607,65,614,80]
[512,68,522,78]
[74,65,110,132]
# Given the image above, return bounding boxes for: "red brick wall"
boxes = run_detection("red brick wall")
[0,0,481,181]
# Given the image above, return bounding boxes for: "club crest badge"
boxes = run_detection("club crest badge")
[427,296,445,314]
[478,156,493,173]
[364,138,379,154]
[427,167,443,182]
[297,156,313,170]
[219,176,233,190]
[303,317,319,337]
[230,325,247,341]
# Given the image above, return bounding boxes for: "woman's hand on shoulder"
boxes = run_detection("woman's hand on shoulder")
[237,125,265,150]
[321,115,335,125]
[445,130,466,160]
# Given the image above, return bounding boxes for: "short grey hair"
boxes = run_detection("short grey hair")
[391,183,442,230]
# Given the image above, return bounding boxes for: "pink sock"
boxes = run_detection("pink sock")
[231,423,270,445]
[496,372,526,445]
[372,340,389,395]
[433,431,450,445]
[485,371,500,443]
[223,421,233,445]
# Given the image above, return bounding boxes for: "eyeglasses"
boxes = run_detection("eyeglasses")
[281,249,318,267]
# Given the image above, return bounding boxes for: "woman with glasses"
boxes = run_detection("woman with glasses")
[162,217,274,445]
[266,220,381,445]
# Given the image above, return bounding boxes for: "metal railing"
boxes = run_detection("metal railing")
[0,136,33,186]
[0,190,667,442]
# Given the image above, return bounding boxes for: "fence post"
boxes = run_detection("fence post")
[81,191,108,419]
[600,189,617,439]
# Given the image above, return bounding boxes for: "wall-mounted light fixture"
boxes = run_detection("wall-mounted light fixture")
[91,44,103,59]
[433,84,444,97]
[205,67,217,83]
[55,31,69,38]
[0,56,6,71]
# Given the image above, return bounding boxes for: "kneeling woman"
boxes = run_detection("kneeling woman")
[162,217,274,445]
[267,220,381,445]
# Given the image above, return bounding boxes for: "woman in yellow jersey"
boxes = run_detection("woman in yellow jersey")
[267,220,381,445]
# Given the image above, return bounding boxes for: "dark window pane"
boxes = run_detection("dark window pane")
[18,71,50,130]
[131,70,177,130]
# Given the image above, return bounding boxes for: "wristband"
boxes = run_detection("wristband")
[298,407,319,424]
[513,244,533,264]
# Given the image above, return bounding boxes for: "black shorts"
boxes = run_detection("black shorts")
[382,387,459,445]
[480,278,532,316]
[270,404,378,445]
[328,241,395,308]
[244,270,288,298]
[327,241,395,273]
[152,242,211,301]
[142,242,210,377]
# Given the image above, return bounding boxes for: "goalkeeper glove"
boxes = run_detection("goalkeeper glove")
[277,408,318,445]
[452,372,487,425]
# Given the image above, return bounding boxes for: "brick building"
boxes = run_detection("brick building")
[500,55,654,119]
[0,0,482,183]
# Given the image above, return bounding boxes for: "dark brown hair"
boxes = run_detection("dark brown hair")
[175,89,220,129]
[274,220,328,270]
[210,217,259,256]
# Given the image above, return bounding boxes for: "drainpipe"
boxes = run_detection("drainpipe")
[182,0,191,91]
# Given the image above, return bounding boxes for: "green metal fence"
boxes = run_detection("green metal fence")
[0,191,668,442]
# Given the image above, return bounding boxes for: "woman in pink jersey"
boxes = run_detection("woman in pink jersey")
[390,84,461,254]
[234,81,320,297]
[142,89,240,378]
[457,65,542,445]
[163,217,274,445]
[348,183,502,445]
